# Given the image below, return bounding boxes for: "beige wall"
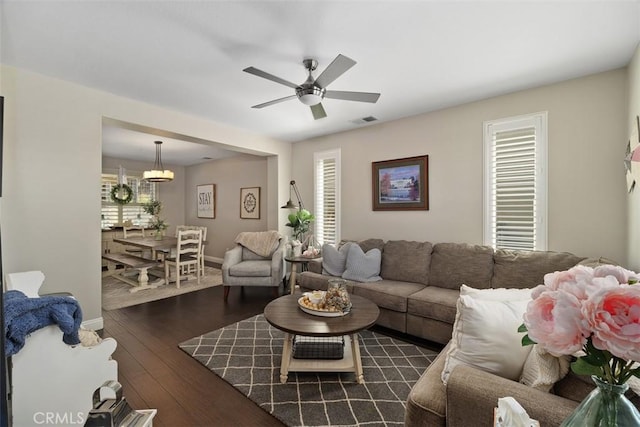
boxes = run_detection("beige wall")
[104,154,270,262]
[0,62,632,326]
[293,69,628,263]
[185,154,269,261]
[0,65,291,326]
[627,45,640,271]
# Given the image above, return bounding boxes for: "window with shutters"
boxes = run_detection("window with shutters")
[483,112,547,251]
[314,149,341,246]
[101,172,157,228]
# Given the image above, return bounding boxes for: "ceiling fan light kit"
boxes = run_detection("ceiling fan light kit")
[244,54,380,120]
[296,86,325,106]
[143,140,174,182]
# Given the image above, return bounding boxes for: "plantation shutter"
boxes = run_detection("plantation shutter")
[101,175,121,226]
[314,149,340,245]
[101,173,157,227]
[484,113,547,251]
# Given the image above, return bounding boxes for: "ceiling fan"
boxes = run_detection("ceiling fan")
[243,54,380,120]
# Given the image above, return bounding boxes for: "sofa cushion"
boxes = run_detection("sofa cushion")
[228,260,271,277]
[308,259,323,274]
[441,291,532,384]
[577,256,619,268]
[429,243,494,290]
[491,249,585,289]
[407,286,459,324]
[297,271,356,294]
[342,245,382,282]
[321,242,353,276]
[341,238,385,254]
[446,364,580,427]
[405,343,450,427]
[351,280,425,312]
[380,240,432,285]
[553,372,597,402]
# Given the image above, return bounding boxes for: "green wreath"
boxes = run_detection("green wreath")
[110,184,133,205]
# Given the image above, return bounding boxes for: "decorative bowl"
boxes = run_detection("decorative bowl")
[308,291,324,305]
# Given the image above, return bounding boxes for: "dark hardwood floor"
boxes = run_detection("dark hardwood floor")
[102,284,284,427]
[102,273,444,427]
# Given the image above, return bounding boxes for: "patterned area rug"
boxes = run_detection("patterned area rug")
[102,266,222,310]
[179,314,438,426]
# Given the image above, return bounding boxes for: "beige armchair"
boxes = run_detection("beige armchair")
[222,231,286,301]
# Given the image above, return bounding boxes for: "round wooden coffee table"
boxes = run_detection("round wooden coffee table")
[264,294,379,384]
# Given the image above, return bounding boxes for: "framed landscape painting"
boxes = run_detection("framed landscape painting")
[240,187,260,219]
[372,155,429,211]
[197,184,216,218]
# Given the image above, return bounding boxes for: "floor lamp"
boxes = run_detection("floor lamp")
[281,180,304,210]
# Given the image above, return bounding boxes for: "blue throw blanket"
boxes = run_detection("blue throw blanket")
[4,290,82,356]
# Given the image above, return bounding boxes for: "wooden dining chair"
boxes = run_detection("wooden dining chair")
[175,225,208,276]
[164,229,203,288]
[122,225,147,257]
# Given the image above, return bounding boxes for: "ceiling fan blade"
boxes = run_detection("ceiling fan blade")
[324,90,381,103]
[251,95,297,109]
[314,54,356,88]
[310,103,327,120]
[243,66,299,89]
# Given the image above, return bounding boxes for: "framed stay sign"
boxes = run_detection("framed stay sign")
[197,184,216,218]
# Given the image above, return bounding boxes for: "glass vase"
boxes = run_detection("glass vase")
[560,376,640,427]
[325,279,351,313]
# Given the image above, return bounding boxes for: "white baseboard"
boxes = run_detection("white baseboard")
[205,255,223,265]
[82,317,104,331]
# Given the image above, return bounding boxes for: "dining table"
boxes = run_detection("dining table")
[112,235,207,285]
[112,235,177,261]
[110,236,177,285]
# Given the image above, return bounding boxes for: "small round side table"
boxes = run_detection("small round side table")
[284,255,321,294]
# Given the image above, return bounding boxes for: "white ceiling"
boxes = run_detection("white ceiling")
[2,1,640,165]
[101,125,240,166]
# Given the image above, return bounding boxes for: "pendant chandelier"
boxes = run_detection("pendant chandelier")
[143,140,174,182]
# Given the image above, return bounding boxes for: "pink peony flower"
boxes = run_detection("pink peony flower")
[524,289,587,356]
[530,284,548,300]
[542,268,580,292]
[582,285,640,362]
[593,265,640,285]
[522,264,640,385]
[538,265,614,301]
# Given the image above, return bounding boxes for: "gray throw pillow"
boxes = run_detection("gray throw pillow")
[342,244,382,282]
[322,242,353,276]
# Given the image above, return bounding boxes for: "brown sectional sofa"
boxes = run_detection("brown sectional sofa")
[298,239,584,345]
[296,239,605,426]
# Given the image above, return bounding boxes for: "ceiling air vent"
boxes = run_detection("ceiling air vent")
[350,116,378,125]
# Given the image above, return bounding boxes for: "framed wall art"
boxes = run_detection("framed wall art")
[240,187,260,219]
[625,115,640,193]
[372,155,429,211]
[197,184,216,218]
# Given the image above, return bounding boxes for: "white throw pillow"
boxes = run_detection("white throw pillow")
[519,344,571,392]
[342,245,382,282]
[460,284,533,301]
[322,242,353,276]
[441,288,533,385]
